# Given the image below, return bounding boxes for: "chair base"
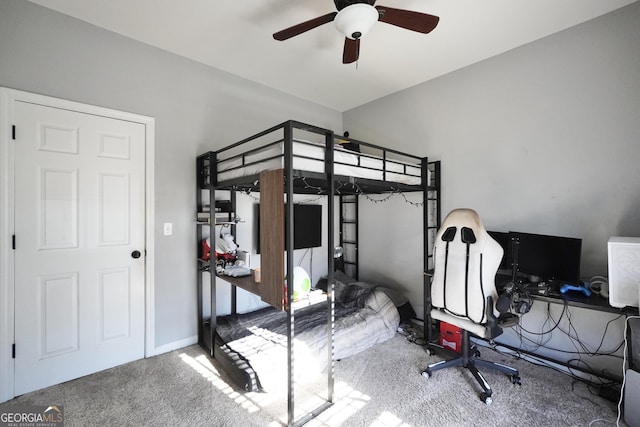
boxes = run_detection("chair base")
[421,330,521,404]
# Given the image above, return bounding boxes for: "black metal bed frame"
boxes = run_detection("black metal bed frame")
[196,120,440,426]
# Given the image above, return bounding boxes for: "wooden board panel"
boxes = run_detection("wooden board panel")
[259,169,285,309]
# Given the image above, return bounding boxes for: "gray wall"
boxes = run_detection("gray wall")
[0,0,342,350]
[2,0,638,375]
[346,1,640,303]
[345,3,640,372]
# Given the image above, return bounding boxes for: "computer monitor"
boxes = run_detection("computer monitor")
[255,203,322,253]
[509,231,582,285]
[487,231,510,270]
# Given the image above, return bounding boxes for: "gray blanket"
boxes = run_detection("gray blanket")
[216,284,400,391]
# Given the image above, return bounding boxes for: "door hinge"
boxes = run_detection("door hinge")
[12,125,16,140]
[12,344,15,359]
[12,235,16,250]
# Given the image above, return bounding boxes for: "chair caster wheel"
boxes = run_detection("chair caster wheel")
[480,392,493,405]
[421,370,431,378]
[425,348,435,356]
[510,375,521,385]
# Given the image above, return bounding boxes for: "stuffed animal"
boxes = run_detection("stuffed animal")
[216,232,238,254]
[202,233,238,261]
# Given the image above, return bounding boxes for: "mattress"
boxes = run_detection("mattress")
[217,139,423,186]
[214,285,400,392]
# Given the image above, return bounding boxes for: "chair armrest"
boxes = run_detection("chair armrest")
[484,296,505,339]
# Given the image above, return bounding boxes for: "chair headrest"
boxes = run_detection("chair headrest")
[437,208,487,244]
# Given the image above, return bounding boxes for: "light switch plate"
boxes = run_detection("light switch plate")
[163,222,173,236]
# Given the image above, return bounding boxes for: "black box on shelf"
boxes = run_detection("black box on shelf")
[215,200,231,212]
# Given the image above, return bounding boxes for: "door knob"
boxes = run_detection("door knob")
[131,250,141,259]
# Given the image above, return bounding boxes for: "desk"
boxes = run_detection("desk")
[217,272,327,313]
[424,271,632,336]
[423,271,636,383]
[216,271,261,316]
[533,290,623,313]
[494,273,632,315]
[495,276,637,383]
[218,271,261,296]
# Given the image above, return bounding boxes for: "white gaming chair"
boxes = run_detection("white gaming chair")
[422,208,521,404]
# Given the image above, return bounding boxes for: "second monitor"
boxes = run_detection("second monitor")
[488,230,582,285]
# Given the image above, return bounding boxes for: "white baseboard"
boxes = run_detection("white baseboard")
[150,335,198,357]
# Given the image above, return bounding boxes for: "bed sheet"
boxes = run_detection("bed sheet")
[217,139,423,186]
[215,287,399,391]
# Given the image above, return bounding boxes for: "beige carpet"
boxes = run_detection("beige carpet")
[0,334,623,426]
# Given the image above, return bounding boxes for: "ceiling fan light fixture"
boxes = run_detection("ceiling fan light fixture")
[334,4,378,40]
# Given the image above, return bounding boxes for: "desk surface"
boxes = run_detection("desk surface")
[495,273,630,314]
[216,271,261,297]
[534,290,622,313]
[216,273,327,311]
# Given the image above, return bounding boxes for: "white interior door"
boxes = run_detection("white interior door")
[13,100,146,395]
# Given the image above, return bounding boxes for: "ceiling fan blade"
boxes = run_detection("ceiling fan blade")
[375,6,439,34]
[273,12,338,41]
[343,37,360,64]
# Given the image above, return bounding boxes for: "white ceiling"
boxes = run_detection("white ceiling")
[29,0,637,112]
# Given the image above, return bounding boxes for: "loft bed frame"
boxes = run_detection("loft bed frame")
[196,120,440,426]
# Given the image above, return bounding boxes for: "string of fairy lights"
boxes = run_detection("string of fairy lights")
[235,175,428,207]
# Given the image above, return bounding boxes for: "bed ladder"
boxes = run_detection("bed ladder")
[339,194,359,280]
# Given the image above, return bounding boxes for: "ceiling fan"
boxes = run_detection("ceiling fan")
[273,0,440,64]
